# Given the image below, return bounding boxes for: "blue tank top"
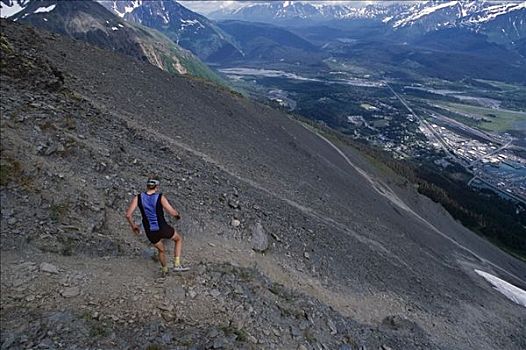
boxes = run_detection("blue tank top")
[137,192,167,232]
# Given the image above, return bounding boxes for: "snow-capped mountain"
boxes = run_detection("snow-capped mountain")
[210,0,525,45]
[103,0,142,18]
[99,0,242,62]
[388,1,486,29]
[386,1,525,31]
[0,0,222,81]
[384,1,526,45]
[461,2,526,43]
[0,0,31,18]
[209,1,399,23]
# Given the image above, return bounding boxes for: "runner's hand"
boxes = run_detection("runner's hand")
[132,224,140,234]
[175,214,181,220]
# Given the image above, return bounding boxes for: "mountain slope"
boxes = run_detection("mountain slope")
[2,0,222,82]
[100,0,243,62]
[216,20,324,64]
[2,18,526,349]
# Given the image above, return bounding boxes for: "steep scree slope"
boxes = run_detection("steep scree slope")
[1,19,525,350]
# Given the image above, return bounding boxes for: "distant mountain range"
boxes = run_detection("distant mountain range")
[100,0,324,64]
[1,1,524,83]
[0,0,222,81]
[211,1,526,45]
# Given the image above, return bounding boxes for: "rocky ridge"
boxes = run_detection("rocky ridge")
[99,0,243,62]
[1,0,222,82]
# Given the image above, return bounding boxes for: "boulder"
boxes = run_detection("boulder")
[40,262,59,274]
[251,222,269,253]
[61,286,80,298]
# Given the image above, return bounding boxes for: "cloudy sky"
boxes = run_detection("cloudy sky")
[178,1,381,15]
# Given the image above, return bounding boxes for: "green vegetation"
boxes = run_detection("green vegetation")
[0,156,22,187]
[0,33,14,55]
[324,58,372,76]
[179,54,226,86]
[474,79,525,91]
[81,312,110,338]
[236,267,256,282]
[268,282,296,302]
[58,235,77,256]
[146,344,163,350]
[304,329,317,343]
[0,155,33,189]
[89,322,110,338]
[136,24,226,86]
[434,102,526,132]
[63,88,85,103]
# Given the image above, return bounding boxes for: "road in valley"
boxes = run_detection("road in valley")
[385,82,524,204]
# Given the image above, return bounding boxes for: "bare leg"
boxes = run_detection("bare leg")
[171,231,182,260]
[153,241,167,268]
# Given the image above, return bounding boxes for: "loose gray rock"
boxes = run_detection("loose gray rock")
[210,289,221,298]
[1,334,15,349]
[327,318,337,334]
[207,329,219,338]
[230,219,241,227]
[187,289,197,299]
[157,303,174,312]
[161,312,175,322]
[61,286,80,298]
[213,337,226,349]
[40,262,59,274]
[251,222,269,252]
[161,333,172,343]
[228,199,240,209]
[290,325,301,338]
[166,286,185,300]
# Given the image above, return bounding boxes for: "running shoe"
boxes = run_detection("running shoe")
[173,265,190,272]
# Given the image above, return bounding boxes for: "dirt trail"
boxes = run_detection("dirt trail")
[0,234,414,326]
[0,240,436,349]
[94,105,413,274]
[186,235,409,324]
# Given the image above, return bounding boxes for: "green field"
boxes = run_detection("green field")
[433,102,526,132]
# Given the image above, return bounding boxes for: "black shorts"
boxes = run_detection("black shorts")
[145,225,175,244]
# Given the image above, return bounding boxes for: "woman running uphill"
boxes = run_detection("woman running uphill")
[126,177,189,274]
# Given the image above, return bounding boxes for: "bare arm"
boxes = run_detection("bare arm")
[161,195,180,219]
[125,196,140,234]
